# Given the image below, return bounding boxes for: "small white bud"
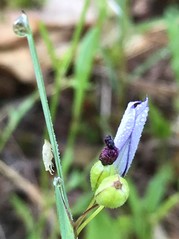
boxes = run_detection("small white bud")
[13,11,31,37]
[42,139,54,175]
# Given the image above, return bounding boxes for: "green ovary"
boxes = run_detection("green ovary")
[90,161,117,191]
[95,174,129,209]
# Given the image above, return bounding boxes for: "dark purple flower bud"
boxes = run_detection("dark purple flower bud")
[104,135,115,149]
[99,135,119,165]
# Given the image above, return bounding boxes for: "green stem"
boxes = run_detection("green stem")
[26,32,70,210]
[13,14,73,238]
[77,205,104,235]
[75,198,97,229]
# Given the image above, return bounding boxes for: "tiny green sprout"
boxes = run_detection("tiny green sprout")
[13,11,31,37]
[94,174,129,209]
[90,161,117,191]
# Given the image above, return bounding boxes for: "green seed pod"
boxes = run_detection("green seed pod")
[90,161,117,191]
[95,174,129,209]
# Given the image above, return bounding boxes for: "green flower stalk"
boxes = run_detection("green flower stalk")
[13,12,75,239]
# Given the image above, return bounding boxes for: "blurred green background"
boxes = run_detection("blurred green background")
[0,0,179,238]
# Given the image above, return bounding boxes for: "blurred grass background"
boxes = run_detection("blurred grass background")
[0,0,179,239]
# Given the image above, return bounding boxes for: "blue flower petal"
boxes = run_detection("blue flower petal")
[114,98,149,176]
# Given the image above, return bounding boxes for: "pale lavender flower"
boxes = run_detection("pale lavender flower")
[99,98,149,177]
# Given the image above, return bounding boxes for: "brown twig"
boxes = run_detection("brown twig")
[0,159,44,207]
